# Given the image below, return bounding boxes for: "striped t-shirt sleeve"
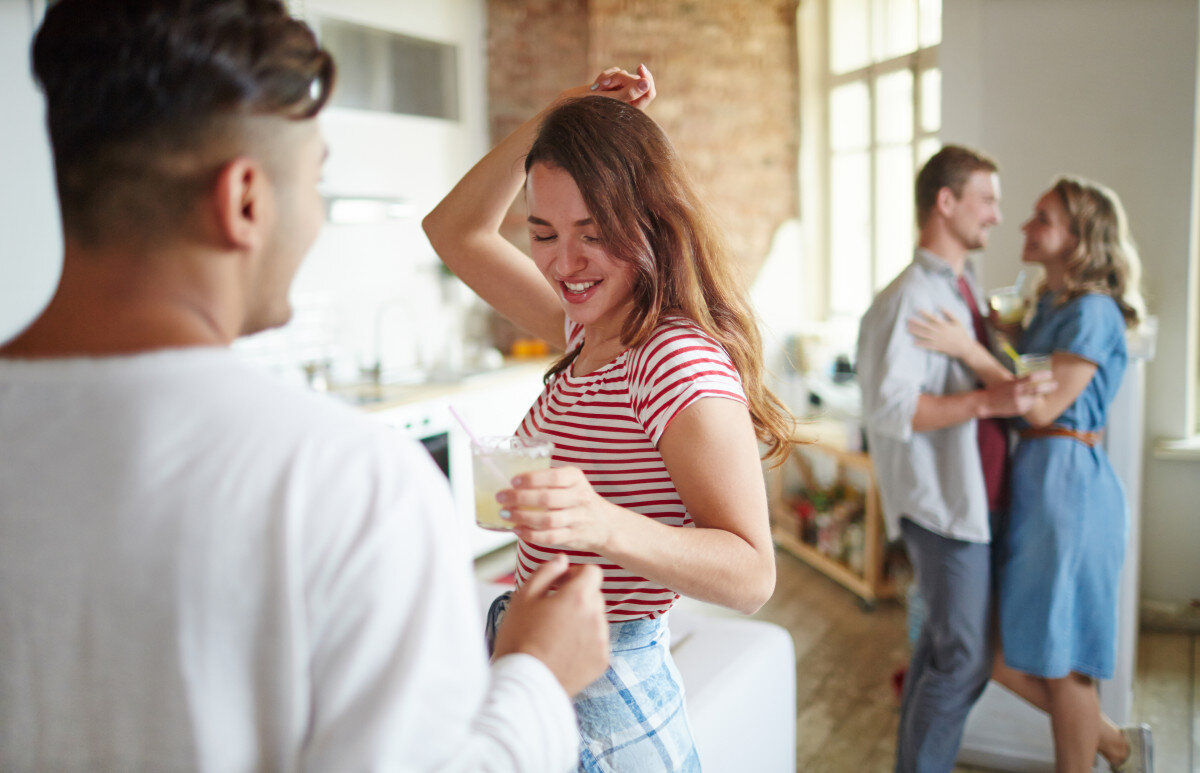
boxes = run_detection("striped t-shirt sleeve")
[628,322,748,445]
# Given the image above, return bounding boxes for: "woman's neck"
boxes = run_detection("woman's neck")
[573,320,628,375]
[1043,263,1068,293]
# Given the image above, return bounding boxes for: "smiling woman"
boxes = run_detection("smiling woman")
[422,67,795,773]
[523,163,637,349]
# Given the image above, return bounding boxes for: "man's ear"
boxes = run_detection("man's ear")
[934,186,958,218]
[212,157,272,252]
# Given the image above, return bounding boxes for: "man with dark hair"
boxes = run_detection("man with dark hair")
[856,145,1052,772]
[0,0,608,769]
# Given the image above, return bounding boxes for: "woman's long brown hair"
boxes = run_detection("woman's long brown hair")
[526,96,795,466]
[1050,176,1146,329]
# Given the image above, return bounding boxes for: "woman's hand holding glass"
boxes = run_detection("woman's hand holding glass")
[496,466,627,552]
[987,307,1024,343]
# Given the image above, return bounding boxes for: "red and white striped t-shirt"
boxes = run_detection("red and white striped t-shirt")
[513,317,748,622]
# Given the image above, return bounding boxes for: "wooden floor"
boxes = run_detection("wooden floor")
[751,547,1198,772]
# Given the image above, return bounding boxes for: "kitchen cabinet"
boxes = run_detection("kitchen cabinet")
[768,422,896,609]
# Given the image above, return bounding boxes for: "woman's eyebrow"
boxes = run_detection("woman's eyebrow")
[527,215,594,227]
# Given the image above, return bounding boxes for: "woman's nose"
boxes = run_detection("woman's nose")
[556,243,587,274]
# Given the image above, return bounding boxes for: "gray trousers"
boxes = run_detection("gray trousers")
[895,518,994,773]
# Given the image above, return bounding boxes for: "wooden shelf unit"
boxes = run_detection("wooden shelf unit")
[769,436,895,608]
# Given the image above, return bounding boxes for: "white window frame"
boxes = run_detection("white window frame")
[798,0,940,323]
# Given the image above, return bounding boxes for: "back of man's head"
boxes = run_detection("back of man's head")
[915,145,998,228]
[32,0,334,248]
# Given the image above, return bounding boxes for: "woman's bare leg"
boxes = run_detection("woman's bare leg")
[1045,672,1102,772]
[991,651,1129,766]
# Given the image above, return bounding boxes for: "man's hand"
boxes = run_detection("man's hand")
[978,370,1056,418]
[491,556,609,697]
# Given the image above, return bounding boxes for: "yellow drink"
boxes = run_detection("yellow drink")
[1014,353,1052,377]
[472,436,553,530]
[989,288,1026,325]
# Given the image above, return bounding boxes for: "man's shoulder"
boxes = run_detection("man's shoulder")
[144,349,406,460]
[861,263,931,325]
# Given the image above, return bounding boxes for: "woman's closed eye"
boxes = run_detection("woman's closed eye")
[529,231,557,242]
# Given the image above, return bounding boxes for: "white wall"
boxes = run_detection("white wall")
[0,0,490,383]
[248,0,490,384]
[942,0,1200,605]
[0,0,61,345]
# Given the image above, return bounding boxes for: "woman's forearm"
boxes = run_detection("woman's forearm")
[422,108,545,265]
[963,341,1015,386]
[599,503,776,615]
[423,84,601,258]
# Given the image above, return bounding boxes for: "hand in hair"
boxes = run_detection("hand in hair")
[578,63,657,110]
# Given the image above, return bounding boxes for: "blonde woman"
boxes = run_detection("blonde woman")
[909,176,1152,772]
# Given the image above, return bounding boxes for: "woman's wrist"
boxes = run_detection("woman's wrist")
[963,340,992,371]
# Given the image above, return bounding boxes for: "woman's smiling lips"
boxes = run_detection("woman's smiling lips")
[560,278,601,303]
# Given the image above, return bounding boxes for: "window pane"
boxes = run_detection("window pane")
[830,81,871,151]
[873,0,918,61]
[875,69,913,144]
[920,67,941,133]
[874,146,915,290]
[919,0,942,47]
[830,0,871,74]
[830,152,872,315]
[917,137,941,168]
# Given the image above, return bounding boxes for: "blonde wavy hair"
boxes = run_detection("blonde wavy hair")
[1049,176,1146,328]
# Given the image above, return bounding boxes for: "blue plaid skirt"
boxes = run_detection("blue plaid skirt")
[486,591,701,772]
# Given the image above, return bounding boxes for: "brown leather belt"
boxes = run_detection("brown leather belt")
[1019,426,1102,447]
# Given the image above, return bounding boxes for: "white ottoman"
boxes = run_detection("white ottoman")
[669,610,796,773]
[478,584,797,773]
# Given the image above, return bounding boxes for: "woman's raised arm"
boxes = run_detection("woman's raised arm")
[422,66,655,349]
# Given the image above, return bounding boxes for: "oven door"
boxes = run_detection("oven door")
[378,400,513,558]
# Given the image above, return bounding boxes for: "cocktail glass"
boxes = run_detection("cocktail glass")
[472,436,553,530]
[1014,353,1052,377]
[988,286,1027,325]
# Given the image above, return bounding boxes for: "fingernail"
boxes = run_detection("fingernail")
[601,78,613,87]
[636,79,649,92]
[495,491,511,504]
[589,83,599,91]
[510,476,523,487]
[499,509,512,520]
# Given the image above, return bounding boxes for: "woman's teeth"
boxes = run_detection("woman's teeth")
[564,280,598,293]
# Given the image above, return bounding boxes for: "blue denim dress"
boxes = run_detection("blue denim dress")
[1003,293,1129,680]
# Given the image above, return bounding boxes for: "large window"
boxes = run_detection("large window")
[801,0,942,321]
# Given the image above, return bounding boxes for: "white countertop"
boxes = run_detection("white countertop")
[328,357,553,413]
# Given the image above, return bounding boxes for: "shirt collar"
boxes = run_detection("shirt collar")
[913,247,978,283]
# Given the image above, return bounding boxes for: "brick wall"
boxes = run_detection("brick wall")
[487,0,800,278]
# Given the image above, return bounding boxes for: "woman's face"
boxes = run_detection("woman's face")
[1020,190,1078,268]
[525,162,637,329]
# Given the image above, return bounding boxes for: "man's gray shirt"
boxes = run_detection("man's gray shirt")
[856,248,992,544]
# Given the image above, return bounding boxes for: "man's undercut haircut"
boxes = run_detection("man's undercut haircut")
[32,0,335,246]
[914,144,999,227]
